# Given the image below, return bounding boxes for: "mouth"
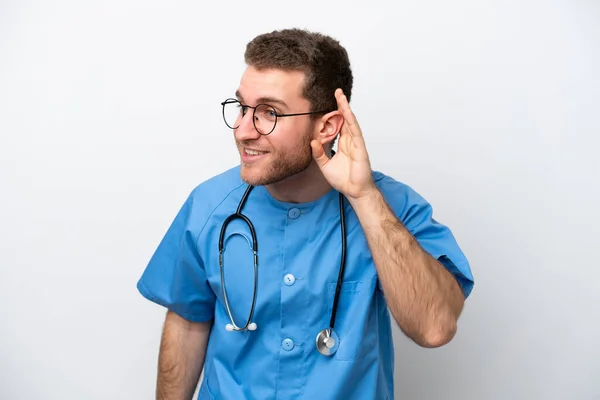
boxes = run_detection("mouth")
[241,147,269,162]
[244,148,269,156]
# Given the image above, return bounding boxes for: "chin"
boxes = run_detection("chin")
[239,166,290,186]
[239,152,312,186]
[240,166,270,186]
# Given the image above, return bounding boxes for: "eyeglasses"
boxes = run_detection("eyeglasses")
[221,98,331,135]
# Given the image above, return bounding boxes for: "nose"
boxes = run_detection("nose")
[234,111,261,141]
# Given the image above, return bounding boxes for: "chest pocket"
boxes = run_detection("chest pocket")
[326,276,378,361]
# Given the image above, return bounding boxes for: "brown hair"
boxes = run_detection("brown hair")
[244,28,353,117]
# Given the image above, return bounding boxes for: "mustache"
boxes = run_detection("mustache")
[236,138,313,151]
[236,141,271,152]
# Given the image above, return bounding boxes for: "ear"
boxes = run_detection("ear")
[315,110,344,147]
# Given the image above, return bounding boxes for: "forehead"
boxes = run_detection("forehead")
[236,66,307,106]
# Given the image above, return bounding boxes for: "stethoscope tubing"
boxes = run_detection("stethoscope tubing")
[218,185,259,331]
[328,192,346,332]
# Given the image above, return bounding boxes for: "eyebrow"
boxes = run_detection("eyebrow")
[235,90,289,109]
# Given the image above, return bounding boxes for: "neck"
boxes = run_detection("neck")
[265,161,333,203]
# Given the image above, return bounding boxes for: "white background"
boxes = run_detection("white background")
[1,0,599,399]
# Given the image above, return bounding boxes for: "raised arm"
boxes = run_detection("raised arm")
[350,190,464,348]
[156,310,212,400]
[311,89,468,347]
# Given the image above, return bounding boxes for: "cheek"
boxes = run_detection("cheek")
[275,140,303,156]
[267,121,313,154]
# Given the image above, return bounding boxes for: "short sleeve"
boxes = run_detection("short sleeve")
[136,193,216,322]
[380,178,475,298]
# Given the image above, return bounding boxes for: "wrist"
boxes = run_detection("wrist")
[347,186,383,214]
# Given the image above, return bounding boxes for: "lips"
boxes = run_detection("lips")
[244,148,268,156]
[241,147,269,163]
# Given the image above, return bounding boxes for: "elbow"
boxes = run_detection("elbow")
[420,318,458,349]
[420,294,464,348]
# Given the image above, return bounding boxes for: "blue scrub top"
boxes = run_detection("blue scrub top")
[137,166,474,400]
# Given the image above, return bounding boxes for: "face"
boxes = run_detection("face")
[232,66,316,186]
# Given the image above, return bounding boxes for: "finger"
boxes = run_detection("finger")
[335,89,362,137]
[310,139,329,170]
[337,108,367,149]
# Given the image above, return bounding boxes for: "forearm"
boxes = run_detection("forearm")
[350,189,464,348]
[157,311,212,400]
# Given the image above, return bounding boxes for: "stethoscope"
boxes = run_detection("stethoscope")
[218,184,347,356]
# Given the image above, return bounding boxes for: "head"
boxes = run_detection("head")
[229,28,353,186]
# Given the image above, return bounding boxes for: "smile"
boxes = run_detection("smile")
[244,149,268,156]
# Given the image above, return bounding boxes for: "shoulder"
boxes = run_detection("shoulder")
[372,170,411,194]
[189,165,245,204]
[371,170,439,229]
[180,165,246,228]
[372,170,426,214]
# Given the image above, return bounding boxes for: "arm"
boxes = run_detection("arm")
[310,89,467,347]
[157,310,212,400]
[349,189,465,348]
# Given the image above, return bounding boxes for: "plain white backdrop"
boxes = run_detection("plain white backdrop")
[1,0,599,399]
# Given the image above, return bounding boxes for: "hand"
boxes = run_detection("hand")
[311,88,377,201]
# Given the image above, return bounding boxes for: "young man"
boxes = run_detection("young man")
[137,28,474,400]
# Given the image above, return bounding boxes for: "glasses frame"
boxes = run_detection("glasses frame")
[221,98,332,135]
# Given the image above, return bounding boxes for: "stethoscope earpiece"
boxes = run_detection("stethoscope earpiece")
[225,322,257,331]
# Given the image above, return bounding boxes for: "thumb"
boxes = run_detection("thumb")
[310,140,329,170]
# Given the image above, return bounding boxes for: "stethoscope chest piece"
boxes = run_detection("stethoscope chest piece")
[316,328,340,356]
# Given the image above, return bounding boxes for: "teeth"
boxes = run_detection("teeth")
[246,149,266,156]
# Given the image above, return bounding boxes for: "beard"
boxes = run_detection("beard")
[237,130,313,186]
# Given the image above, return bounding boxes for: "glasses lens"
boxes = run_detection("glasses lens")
[253,104,277,135]
[223,100,243,129]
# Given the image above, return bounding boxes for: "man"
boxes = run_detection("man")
[137,28,474,400]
